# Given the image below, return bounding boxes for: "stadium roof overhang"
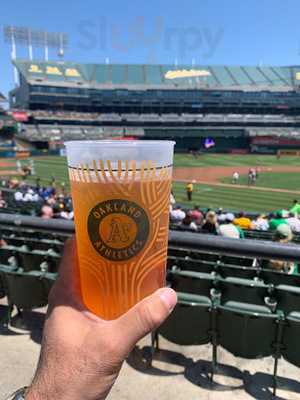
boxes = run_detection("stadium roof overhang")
[13,59,299,93]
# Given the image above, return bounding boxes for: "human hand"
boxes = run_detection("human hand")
[26,237,177,400]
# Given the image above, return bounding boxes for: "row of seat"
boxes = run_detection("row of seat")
[0,264,57,325]
[168,246,255,266]
[2,235,65,254]
[244,229,300,244]
[151,290,297,396]
[163,251,300,396]
[0,226,70,243]
[168,268,300,315]
[168,256,300,287]
[0,245,60,273]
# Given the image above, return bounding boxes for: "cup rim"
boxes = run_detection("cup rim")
[64,140,175,147]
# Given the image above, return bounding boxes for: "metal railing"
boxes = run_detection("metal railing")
[0,213,299,261]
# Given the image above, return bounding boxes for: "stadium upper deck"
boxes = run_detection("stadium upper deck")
[11,60,300,89]
[8,60,300,151]
[10,60,300,115]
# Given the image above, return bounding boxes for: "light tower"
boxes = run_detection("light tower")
[3,26,69,85]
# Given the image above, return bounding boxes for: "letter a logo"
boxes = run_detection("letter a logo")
[107,217,131,243]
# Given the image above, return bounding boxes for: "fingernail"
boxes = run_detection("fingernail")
[159,288,177,312]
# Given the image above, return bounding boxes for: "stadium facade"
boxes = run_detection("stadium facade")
[0,93,16,149]
[8,60,300,152]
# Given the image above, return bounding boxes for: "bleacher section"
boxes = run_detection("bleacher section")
[17,125,144,142]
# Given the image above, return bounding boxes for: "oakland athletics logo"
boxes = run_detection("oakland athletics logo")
[87,199,150,261]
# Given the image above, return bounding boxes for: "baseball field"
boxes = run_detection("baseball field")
[1,153,300,213]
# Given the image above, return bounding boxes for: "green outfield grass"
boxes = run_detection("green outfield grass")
[173,153,300,167]
[172,182,296,213]
[1,154,299,213]
[221,172,300,191]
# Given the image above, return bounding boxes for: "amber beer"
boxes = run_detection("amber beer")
[66,141,174,320]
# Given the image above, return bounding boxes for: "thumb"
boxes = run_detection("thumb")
[112,288,177,358]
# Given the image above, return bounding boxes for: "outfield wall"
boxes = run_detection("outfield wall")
[0,149,60,158]
[144,128,250,152]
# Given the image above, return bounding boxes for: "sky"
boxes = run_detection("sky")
[1,0,300,97]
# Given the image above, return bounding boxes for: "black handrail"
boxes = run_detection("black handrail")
[0,213,299,261]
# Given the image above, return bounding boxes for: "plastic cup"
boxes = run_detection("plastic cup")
[65,140,175,320]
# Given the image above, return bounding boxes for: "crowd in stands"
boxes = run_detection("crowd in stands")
[1,178,73,220]
[169,197,300,274]
[1,177,300,246]
[170,194,300,243]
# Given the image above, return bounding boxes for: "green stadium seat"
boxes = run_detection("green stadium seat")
[217,263,259,280]
[218,277,270,306]
[158,292,212,345]
[3,270,49,325]
[149,292,212,367]
[217,301,278,357]
[167,247,219,262]
[18,250,46,272]
[282,312,300,367]
[0,246,20,268]
[276,285,300,314]
[168,270,216,298]
[188,251,219,262]
[220,255,254,267]
[42,272,58,300]
[0,272,6,298]
[5,270,49,309]
[16,248,60,273]
[259,269,300,287]
[167,256,216,274]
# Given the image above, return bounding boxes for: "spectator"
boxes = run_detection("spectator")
[290,199,300,217]
[179,214,198,231]
[252,214,269,231]
[14,189,23,202]
[0,196,6,208]
[47,195,56,206]
[218,213,244,239]
[170,190,176,206]
[216,207,227,222]
[269,211,288,230]
[189,205,203,225]
[232,171,239,184]
[32,190,40,202]
[169,190,176,211]
[234,211,253,230]
[202,211,218,234]
[281,209,290,218]
[170,205,186,223]
[287,212,300,233]
[52,204,64,219]
[186,181,194,201]
[60,206,72,220]
[9,178,20,189]
[41,201,54,219]
[268,225,297,274]
[68,209,74,220]
[23,189,34,202]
